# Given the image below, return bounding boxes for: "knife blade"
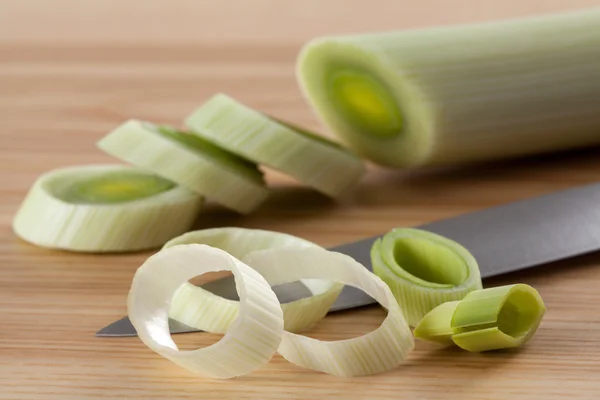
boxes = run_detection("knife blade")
[96,181,600,337]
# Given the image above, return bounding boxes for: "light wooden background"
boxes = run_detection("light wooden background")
[2,1,600,399]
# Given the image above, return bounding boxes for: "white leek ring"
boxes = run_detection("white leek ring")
[165,228,344,333]
[128,244,283,379]
[245,248,414,377]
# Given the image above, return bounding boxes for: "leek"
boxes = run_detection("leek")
[245,248,414,377]
[298,8,600,167]
[371,228,482,326]
[185,94,365,198]
[414,284,546,352]
[12,165,202,252]
[128,244,283,378]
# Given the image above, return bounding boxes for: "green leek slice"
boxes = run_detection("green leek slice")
[245,248,414,377]
[128,244,283,378]
[184,93,365,198]
[298,8,600,167]
[414,284,546,352]
[371,228,482,326]
[164,228,343,333]
[12,165,202,252]
[97,120,268,214]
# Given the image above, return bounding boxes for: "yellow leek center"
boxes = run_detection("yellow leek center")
[330,70,402,138]
[60,172,175,204]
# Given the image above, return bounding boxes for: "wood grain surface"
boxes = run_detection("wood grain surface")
[2,1,600,399]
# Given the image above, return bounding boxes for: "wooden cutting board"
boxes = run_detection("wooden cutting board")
[1,1,600,398]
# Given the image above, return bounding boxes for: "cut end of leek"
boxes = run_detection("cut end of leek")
[184,93,365,198]
[164,228,343,334]
[371,228,482,326]
[12,165,202,252]
[297,38,434,167]
[98,119,268,214]
[414,284,546,352]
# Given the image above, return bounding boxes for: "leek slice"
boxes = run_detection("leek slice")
[184,94,365,198]
[298,8,600,167]
[165,228,344,333]
[98,120,268,214]
[245,248,414,377]
[414,284,546,352]
[12,165,202,252]
[128,244,283,378]
[371,228,482,326]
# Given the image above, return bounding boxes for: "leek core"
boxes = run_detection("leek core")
[330,70,402,138]
[59,171,174,204]
[390,236,468,286]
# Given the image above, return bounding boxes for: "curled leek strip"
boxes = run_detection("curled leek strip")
[371,228,482,326]
[165,228,344,333]
[185,93,365,198]
[245,248,414,377]
[128,244,284,379]
[98,120,268,214]
[414,284,546,352]
[12,165,202,252]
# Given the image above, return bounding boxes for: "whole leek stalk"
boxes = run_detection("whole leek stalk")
[298,8,600,167]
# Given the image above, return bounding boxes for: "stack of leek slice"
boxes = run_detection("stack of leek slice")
[128,227,546,379]
[13,96,364,252]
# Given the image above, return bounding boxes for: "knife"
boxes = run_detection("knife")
[97,181,600,337]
